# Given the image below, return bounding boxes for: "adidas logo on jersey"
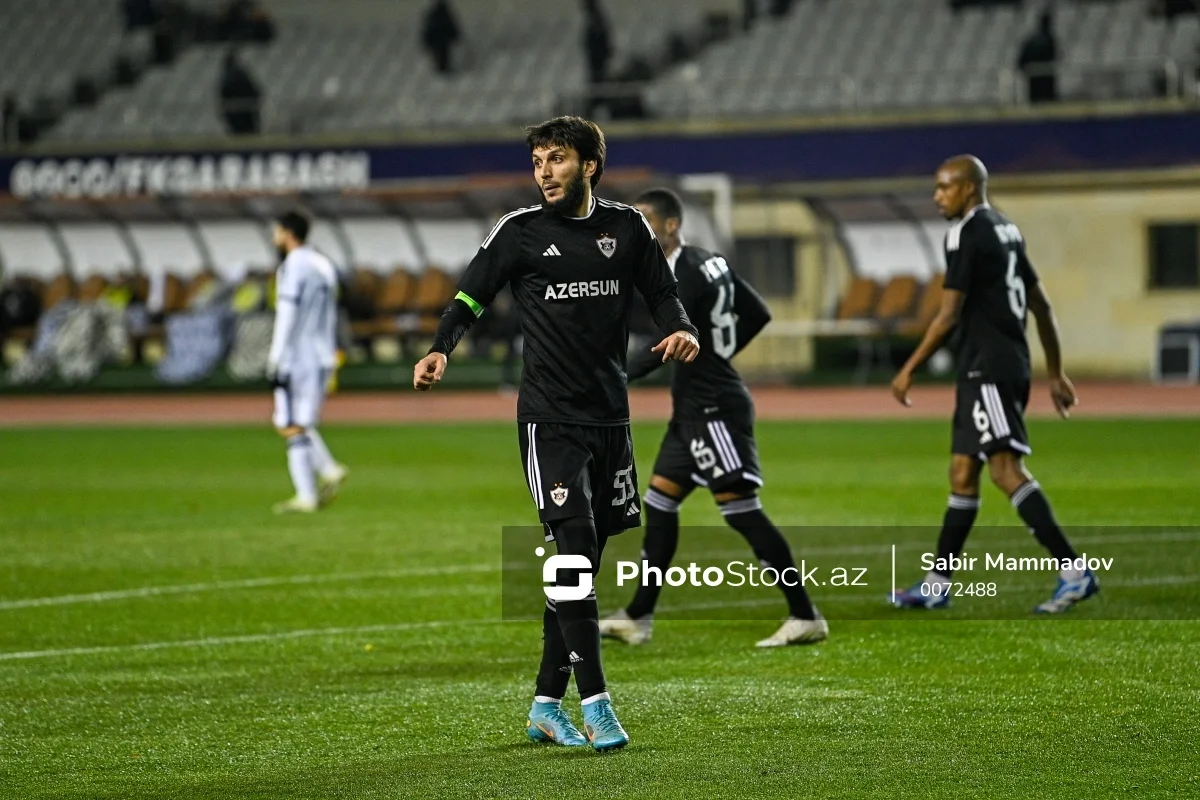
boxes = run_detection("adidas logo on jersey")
[542,244,562,257]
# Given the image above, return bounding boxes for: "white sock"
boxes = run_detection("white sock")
[924,570,952,586]
[581,692,611,707]
[534,695,561,705]
[286,434,317,503]
[1061,566,1086,581]
[306,427,336,477]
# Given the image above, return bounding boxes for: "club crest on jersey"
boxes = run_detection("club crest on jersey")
[550,484,569,507]
[596,233,616,259]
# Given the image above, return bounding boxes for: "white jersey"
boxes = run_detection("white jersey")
[268,246,338,373]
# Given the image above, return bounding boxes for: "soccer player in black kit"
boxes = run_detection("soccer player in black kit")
[599,188,828,647]
[890,155,1098,614]
[413,117,700,751]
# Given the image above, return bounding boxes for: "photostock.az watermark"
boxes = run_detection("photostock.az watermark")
[615,560,869,589]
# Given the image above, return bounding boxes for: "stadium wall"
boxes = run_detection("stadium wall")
[996,184,1200,379]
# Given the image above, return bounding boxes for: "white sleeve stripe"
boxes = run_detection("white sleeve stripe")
[482,205,540,249]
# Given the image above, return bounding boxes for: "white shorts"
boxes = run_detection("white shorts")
[273,368,330,429]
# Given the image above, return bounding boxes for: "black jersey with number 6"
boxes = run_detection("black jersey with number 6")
[628,244,771,421]
[451,198,697,426]
[944,204,1039,383]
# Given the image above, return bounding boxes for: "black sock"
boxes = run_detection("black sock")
[721,497,817,620]
[548,516,607,701]
[625,488,681,619]
[1011,480,1077,562]
[534,601,572,700]
[934,494,981,578]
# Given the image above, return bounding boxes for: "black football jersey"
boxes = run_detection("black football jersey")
[944,204,1039,382]
[454,197,697,426]
[668,245,761,419]
[627,244,771,420]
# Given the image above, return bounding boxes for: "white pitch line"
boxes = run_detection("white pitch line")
[0,563,495,611]
[0,619,498,662]
[4,572,1199,662]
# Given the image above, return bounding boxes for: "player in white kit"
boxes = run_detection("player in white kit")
[268,210,348,514]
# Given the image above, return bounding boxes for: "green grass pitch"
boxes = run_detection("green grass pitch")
[1,417,1198,798]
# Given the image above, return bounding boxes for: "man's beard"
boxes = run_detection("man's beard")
[276,245,288,262]
[541,167,587,216]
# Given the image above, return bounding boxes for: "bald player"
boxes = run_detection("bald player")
[889,155,1097,614]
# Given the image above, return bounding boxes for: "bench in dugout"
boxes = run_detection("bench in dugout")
[762,273,944,381]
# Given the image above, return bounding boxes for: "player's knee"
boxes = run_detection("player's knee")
[648,475,687,500]
[949,458,981,495]
[987,453,1028,494]
[548,516,600,571]
[277,425,304,439]
[714,489,756,505]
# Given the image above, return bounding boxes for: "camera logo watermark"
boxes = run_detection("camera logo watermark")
[536,546,593,602]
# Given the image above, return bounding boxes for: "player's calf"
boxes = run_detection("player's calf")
[275,430,318,513]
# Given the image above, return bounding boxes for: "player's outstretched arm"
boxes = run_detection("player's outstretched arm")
[1026,282,1077,418]
[891,289,965,406]
[413,294,479,391]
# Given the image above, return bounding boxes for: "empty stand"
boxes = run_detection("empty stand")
[0,0,125,110]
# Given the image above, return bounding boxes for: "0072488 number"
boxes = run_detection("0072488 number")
[920,582,997,597]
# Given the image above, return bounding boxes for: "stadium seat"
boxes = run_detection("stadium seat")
[874,276,921,325]
[836,277,881,320]
[408,267,458,335]
[77,275,110,303]
[897,273,945,337]
[361,269,419,339]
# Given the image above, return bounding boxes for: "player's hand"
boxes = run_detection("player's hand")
[413,352,448,391]
[652,331,700,363]
[1049,373,1077,419]
[891,369,913,407]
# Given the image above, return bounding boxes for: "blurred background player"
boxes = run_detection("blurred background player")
[413,117,699,751]
[268,209,348,514]
[890,155,1095,614]
[599,188,827,648]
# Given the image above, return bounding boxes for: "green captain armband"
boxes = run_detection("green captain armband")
[455,291,484,318]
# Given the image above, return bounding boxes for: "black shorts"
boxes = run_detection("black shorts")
[952,380,1032,459]
[651,416,764,494]
[518,422,641,535]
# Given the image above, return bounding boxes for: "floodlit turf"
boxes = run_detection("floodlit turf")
[1,418,1198,799]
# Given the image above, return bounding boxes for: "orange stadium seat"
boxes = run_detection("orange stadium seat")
[836,277,880,320]
[874,275,921,325]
